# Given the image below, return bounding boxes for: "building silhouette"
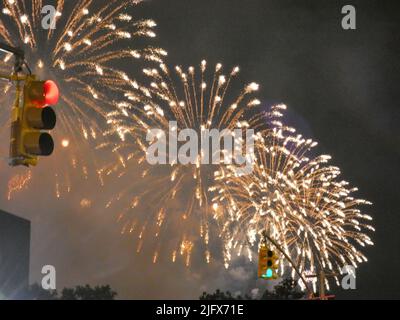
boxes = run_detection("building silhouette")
[0,210,30,299]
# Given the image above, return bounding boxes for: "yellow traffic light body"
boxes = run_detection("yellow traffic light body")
[258,244,279,280]
[9,76,58,167]
[258,245,268,278]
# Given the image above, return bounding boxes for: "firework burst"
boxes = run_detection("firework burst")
[0,0,166,197]
[99,60,270,266]
[212,104,374,290]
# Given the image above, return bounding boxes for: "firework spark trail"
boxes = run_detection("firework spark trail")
[99,60,273,266]
[0,0,166,197]
[212,104,374,290]
[7,169,32,200]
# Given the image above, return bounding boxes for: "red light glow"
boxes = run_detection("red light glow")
[43,80,59,106]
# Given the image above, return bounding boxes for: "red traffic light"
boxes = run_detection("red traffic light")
[26,80,59,108]
[43,80,59,106]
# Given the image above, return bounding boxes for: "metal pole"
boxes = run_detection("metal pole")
[0,42,25,73]
[0,43,24,57]
[319,270,325,300]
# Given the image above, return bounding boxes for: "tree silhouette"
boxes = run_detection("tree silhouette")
[200,278,305,300]
[261,278,305,300]
[60,285,117,300]
[200,289,252,300]
[21,283,58,300]
[20,284,117,300]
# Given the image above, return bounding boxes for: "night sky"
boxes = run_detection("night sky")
[1,0,399,299]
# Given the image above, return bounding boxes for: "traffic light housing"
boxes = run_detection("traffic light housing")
[9,77,59,167]
[258,245,279,280]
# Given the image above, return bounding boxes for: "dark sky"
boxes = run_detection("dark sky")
[1,0,399,299]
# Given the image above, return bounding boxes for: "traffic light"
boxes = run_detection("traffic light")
[258,245,279,280]
[9,77,59,167]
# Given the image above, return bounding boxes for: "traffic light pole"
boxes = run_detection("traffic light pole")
[0,42,25,73]
[305,270,339,300]
[261,230,314,298]
[0,43,29,82]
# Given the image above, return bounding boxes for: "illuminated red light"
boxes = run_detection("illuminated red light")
[43,80,59,106]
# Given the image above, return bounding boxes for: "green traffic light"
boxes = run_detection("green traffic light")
[262,268,273,279]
